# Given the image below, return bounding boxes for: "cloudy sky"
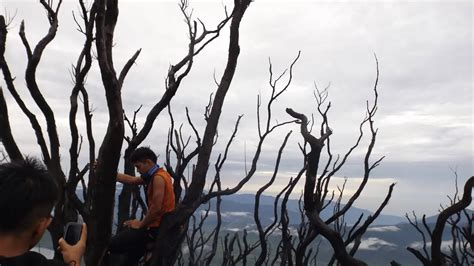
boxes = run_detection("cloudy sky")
[0,0,472,217]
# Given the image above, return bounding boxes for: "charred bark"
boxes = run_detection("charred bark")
[117,0,232,227]
[0,86,22,160]
[1,1,75,259]
[0,17,22,161]
[149,1,252,265]
[432,176,474,266]
[84,0,138,264]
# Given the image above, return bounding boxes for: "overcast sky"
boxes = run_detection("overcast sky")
[0,0,472,217]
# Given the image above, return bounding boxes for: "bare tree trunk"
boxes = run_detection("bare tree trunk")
[0,17,22,161]
[85,0,128,264]
[287,108,367,266]
[117,0,232,228]
[2,1,76,260]
[117,160,136,231]
[149,1,252,265]
[431,176,474,266]
[0,87,22,160]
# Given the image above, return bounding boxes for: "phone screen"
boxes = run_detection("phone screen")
[65,222,82,245]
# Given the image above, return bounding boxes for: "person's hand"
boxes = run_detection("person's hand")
[123,219,142,229]
[58,223,87,265]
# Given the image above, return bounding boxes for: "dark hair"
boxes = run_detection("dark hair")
[0,157,59,234]
[130,147,157,164]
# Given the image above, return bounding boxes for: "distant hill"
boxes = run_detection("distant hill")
[51,189,465,265]
[196,193,406,227]
[424,209,473,224]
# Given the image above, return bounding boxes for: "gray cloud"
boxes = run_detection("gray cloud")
[367,226,400,232]
[1,0,472,217]
[351,237,398,251]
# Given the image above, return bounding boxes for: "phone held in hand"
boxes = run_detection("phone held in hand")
[64,222,82,245]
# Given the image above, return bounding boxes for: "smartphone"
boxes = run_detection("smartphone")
[64,222,83,245]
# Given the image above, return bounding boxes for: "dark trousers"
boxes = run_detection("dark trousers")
[107,227,158,266]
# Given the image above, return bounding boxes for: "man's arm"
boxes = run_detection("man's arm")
[58,223,87,266]
[94,159,143,185]
[139,175,165,228]
[117,173,144,185]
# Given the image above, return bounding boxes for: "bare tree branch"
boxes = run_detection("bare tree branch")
[432,176,474,266]
[0,86,22,160]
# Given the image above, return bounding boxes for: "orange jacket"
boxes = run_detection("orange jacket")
[146,168,175,228]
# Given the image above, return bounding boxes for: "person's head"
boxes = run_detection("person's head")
[0,157,58,248]
[130,147,157,175]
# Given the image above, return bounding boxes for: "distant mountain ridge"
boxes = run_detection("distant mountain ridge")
[200,193,406,226]
[81,188,471,227]
[76,188,406,227]
[47,190,469,265]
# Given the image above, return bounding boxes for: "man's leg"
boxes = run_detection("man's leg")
[143,227,160,264]
[107,228,148,266]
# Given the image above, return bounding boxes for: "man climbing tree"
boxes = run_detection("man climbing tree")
[104,147,175,265]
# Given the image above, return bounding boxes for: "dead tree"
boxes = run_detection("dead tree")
[1,0,246,264]
[146,1,266,264]
[254,147,300,266]
[432,176,474,265]
[116,0,233,233]
[1,1,399,265]
[250,52,302,266]
[286,56,395,265]
[0,16,22,159]
[0,86,22,161]
[256,176,297,265]
[81,0,143,264]
[163,54,393,265]
[407,175,474,266]
[0,1,75,259]
[0,0,139,264]
[66,0,98,220]
[194,51,301,265]
[122,105,148,222]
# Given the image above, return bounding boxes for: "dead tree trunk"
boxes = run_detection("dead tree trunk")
[287,108,366,266]
[0,18,22,161]
[407,176,474,265]
[117,0,232,230]
[0,1,77,259]
[149,1,252,265]
[83,0,140,264]
[431,176,474,266]
[286,57,388,265]
[0,86,22,161]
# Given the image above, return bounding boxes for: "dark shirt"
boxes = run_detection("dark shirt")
[0,251,66,266]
